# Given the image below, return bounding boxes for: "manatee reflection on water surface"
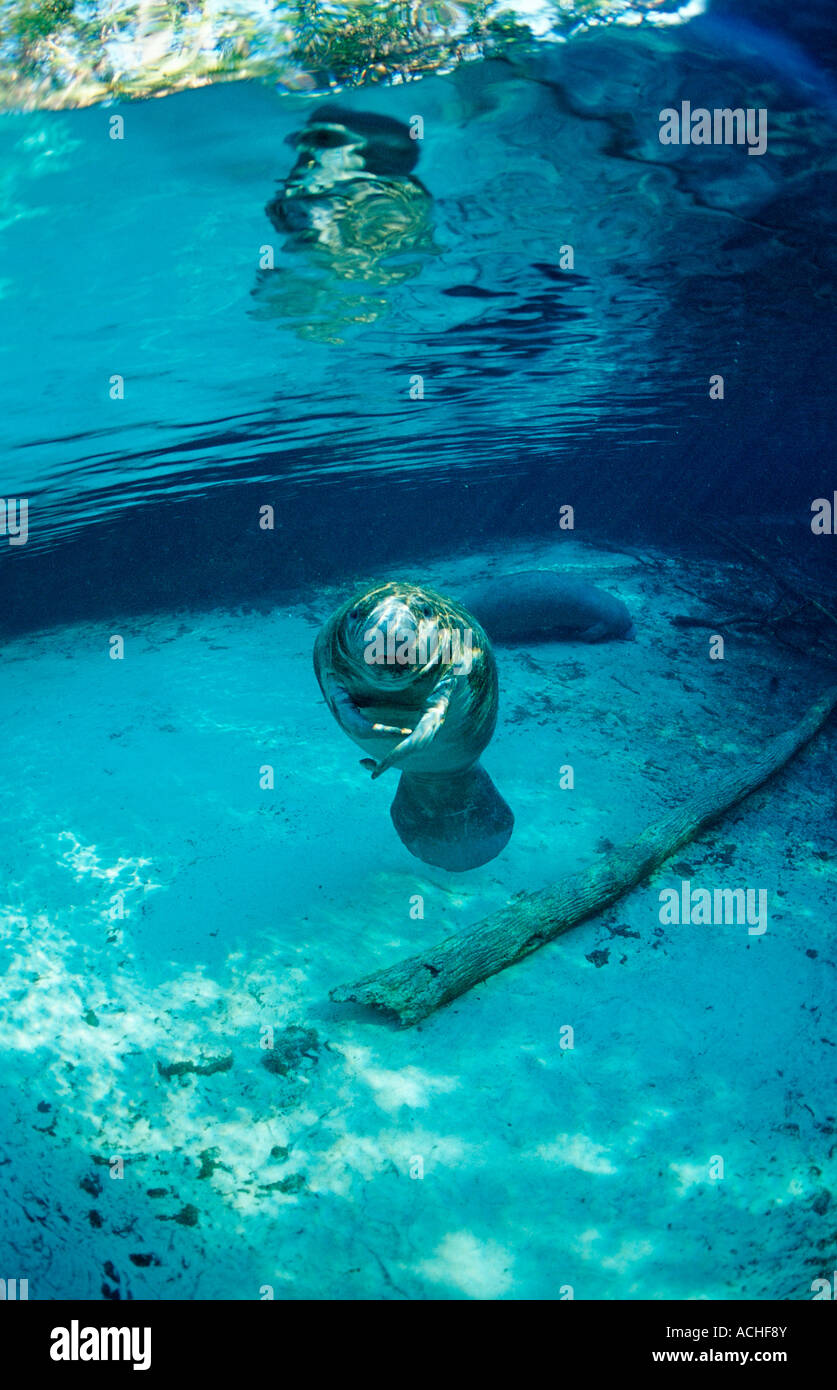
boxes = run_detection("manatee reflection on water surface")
[252,105,436,340]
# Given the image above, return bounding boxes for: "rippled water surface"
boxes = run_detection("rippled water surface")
[2,0,834,569]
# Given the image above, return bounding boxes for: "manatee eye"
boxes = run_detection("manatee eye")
[420,605,433,619]
[348,607,359,620]
[307,126,350,150]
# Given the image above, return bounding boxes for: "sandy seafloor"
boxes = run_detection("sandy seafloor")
[1,536,835,1301]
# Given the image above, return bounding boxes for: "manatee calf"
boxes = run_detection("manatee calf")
[314,581,513,871]
[454,571,634,644]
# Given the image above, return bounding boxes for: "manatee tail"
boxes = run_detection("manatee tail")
[389,764,514,871]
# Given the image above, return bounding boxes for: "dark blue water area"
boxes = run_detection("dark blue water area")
[1,0,835,635]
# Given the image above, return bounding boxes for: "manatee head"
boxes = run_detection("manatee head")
[332,583,462,691]
[264,107,433,308]
[288,106,420,180]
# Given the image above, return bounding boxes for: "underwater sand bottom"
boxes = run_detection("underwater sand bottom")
[0,537,834,1299]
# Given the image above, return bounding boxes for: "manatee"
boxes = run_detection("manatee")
[314,581,513,871]
[454,571,634,644]
[264,105,434,283]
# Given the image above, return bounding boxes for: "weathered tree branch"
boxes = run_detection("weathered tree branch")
[707,524,837,632]
[331,688,837,1026]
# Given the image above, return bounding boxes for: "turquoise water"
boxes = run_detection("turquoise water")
[1,0,836,1301]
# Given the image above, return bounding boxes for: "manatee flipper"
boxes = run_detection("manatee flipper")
[577,621,611,642]
[390,764,514,871]
[327,683,376,740]
[326,684,409,740]
[368,676,453,781]
[579,619,637,642]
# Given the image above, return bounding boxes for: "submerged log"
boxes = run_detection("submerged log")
[331,688,837,1026]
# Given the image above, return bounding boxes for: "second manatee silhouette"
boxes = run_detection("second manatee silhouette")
[455,571,634,644]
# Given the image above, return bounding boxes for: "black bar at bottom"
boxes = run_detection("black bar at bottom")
[0,1298,831,1376]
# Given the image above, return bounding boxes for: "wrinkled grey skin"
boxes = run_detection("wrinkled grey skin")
[455,571,634,644]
